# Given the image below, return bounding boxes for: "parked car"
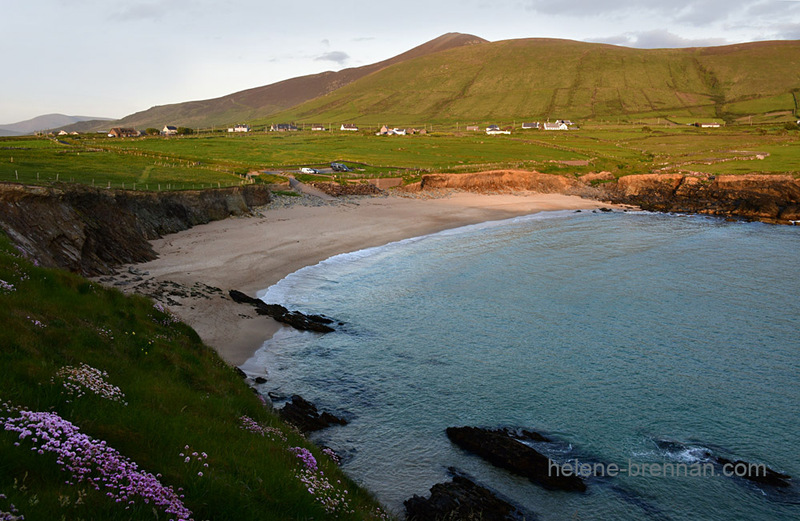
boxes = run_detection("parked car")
[330,162,351,172]
[300,167,319,174]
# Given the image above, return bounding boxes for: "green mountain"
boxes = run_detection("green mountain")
[268,38,800,126]
[104,33,487,130]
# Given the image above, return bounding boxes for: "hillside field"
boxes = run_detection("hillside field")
[1,123,798,190]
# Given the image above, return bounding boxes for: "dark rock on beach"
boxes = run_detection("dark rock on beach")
[229,289,337,333]
[446,426,586,492]
[279,395,347,433]
[404,474,527,521]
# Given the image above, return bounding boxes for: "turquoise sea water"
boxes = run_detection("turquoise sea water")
[244,211,800,520]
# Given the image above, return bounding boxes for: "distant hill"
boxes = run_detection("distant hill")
[104,33,488,130]
[0,114,114,136]
[269,38,800,125]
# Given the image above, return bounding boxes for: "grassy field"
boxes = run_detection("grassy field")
[1,124,798,191]
[0,233,391,520]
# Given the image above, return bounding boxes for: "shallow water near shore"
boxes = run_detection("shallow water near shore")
[245,210,800,520]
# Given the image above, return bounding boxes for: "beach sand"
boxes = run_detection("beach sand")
[107,192,621,367]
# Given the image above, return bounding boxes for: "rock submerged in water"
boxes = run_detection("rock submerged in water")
[279,395,347,433]
[446,426,586,492]
[404,474,527,521]
[229,289,338,333]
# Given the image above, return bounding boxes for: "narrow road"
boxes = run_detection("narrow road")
[287,176,336,201]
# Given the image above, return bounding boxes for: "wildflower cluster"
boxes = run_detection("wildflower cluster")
[322,447,341,465]
[26,316,45,328]
[0,280,15,293]
[96,326,114,341]
[0,493,24,521]
[290,447,318,471]
[152,302,178,326]
[52,364,127,404]
[179,446,209,477]
[239,415,287,442]
[295,468,353,516]
[290,447,354,516]
[2,409,192,521]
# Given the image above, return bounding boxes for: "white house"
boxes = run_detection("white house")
[228,124,250,133]
[162,125,178,136]
[543,122,569,131]
[521,122,540,130]
[311,124,326,131]
[341,124,359,131]
[486,124,511,135]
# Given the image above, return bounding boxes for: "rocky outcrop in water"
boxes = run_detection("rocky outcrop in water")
[228,289,338,333]
[446,426,587,492]
[279,395,348,433]
[0,182,271,275]
[404,474,527,521]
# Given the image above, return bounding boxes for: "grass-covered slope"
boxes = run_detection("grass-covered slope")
[0,234,390,520]
[270,38,800,125]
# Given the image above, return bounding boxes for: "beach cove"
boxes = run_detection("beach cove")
[110,192,623,366]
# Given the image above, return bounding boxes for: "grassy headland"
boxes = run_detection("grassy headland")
[0,233,390,520]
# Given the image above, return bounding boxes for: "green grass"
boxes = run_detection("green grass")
[3,124,798,193]
[0,233,392,521]
[0,137,251,190]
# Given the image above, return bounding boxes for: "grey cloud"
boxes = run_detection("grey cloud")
[592,29,730,48]
[524,0,754,25]
[315,51,350,64]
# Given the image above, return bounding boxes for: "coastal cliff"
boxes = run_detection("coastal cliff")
[603,173,800,224]
[413,171,800,224]
[0,183,271,276]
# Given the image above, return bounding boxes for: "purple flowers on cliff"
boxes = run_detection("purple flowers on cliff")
[0,280,15,293]
[0,494,24,521]
[290,447,318,472]
[52,364,127,404]
[238,415,287,442]
[2,408,192,521]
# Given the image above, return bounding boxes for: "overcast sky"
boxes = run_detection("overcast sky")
[2,0,799,124]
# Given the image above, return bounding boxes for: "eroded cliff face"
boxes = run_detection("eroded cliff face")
[418,170,584,193]
[605,174,800,223]
[0,183,271,275]
[414,171,800,224]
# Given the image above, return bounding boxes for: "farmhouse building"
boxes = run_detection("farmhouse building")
[522,122,540,130]
[161,125,178,136]
[229,124,251,132]
[341,124,359,131]
[543,122,569,131]
[269,123,297,132]
[108,127,140,138]
[311,124,326,131]
[465,125,480,131]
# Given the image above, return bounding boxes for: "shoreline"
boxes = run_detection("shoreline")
[103,191,631,367]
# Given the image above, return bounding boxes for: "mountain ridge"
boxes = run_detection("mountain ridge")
[101,33,487,130]
[56,34,800,131]
[0,113,114,136]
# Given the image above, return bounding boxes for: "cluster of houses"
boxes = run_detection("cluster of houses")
[104,119,582,138]
[464,120,576,134]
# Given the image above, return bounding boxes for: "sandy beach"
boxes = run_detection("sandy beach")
[107,192,622,366]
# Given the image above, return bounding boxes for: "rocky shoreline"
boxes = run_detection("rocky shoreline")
[412,171,800,225]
